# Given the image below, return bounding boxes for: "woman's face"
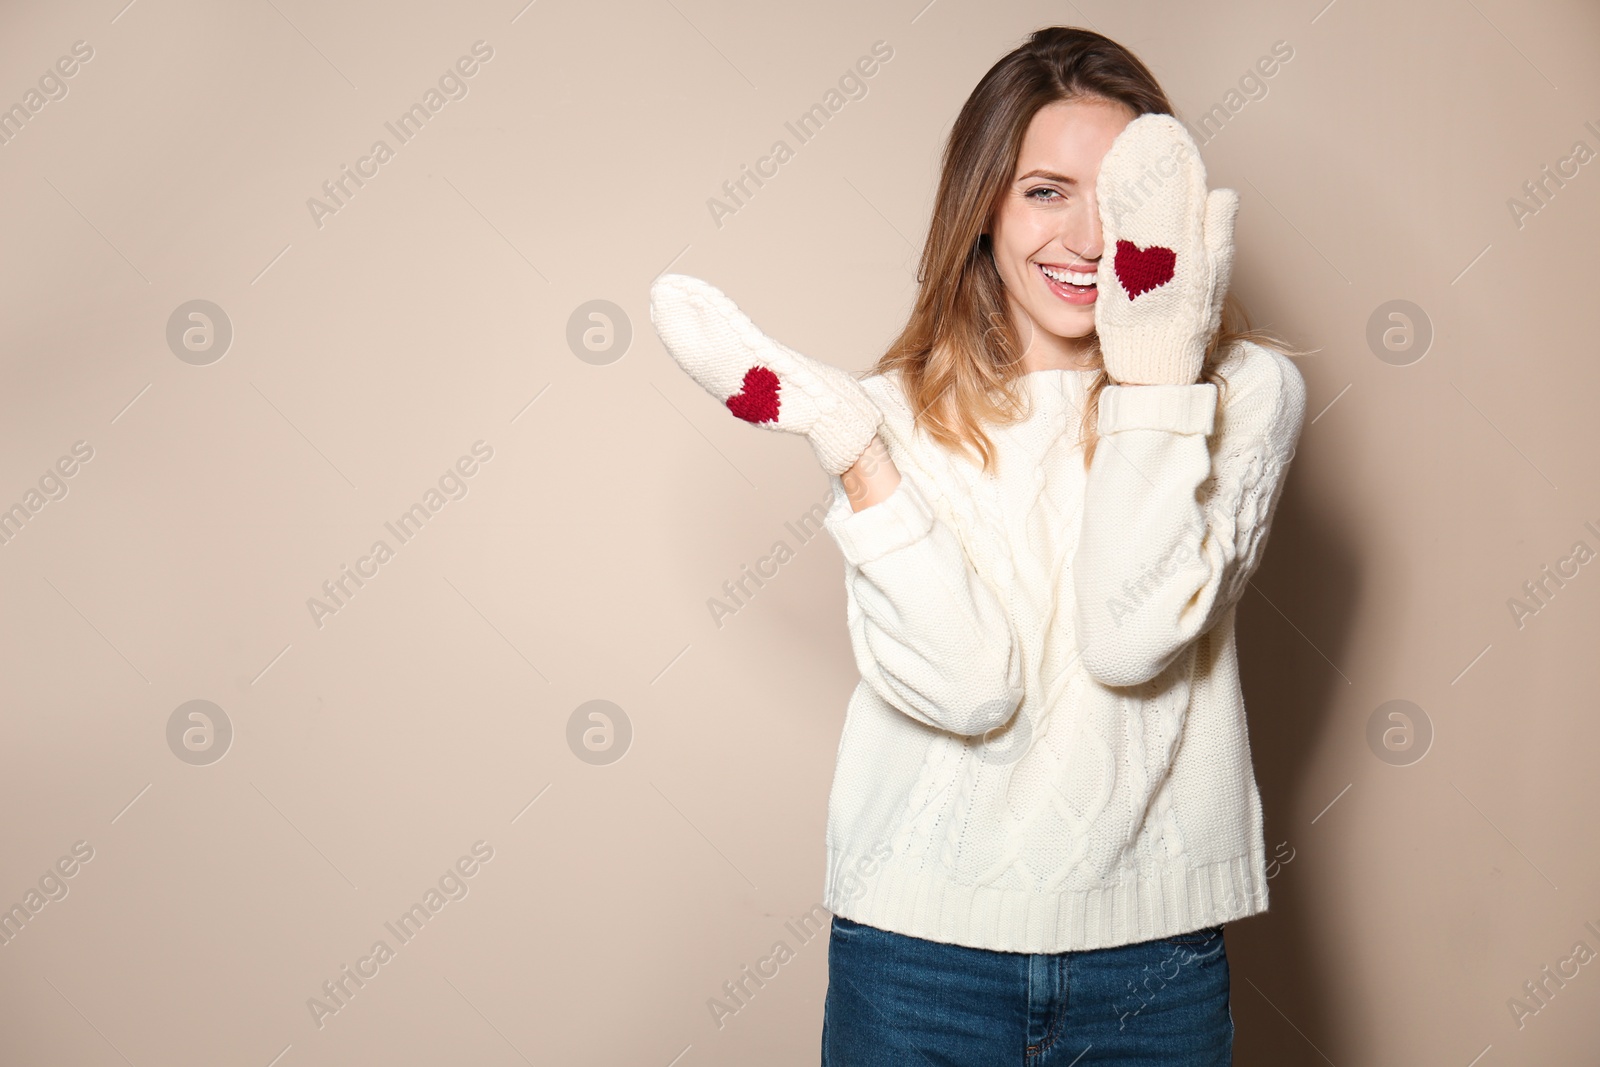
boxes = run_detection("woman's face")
[988,96,1136,369]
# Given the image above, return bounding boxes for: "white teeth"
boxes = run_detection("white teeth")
[1038,264,1096,286]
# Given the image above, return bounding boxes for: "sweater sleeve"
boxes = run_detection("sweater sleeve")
[1072,346,1307,688]
[823,471,1025,736]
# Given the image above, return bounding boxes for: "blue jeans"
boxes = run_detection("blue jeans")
[822,915,1232,1065]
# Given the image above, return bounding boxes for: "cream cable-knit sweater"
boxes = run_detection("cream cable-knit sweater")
[819,339,1307,953]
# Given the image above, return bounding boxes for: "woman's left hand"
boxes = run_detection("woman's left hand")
[1093,113,1239,386]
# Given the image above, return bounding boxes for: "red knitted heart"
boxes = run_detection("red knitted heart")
[1114,240,1176,299]
[726,365,781,424]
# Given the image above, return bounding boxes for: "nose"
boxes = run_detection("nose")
[1063,191,1104,266]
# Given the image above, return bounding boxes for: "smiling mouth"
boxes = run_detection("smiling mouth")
[1037,262,1097,297]
[1038,263,1096,285]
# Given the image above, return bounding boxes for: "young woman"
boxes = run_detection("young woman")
[650,26,1306,1065]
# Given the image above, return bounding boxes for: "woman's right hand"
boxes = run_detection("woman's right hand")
[648,274,885,476]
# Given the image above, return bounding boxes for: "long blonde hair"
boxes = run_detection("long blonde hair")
[872,26,1302,472]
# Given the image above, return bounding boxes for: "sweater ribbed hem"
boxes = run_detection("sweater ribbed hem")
[822,842,1270,954]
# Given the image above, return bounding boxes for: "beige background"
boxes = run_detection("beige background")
[0,0,1596,1063]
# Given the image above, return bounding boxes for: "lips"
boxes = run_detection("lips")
[1036,262,1098,305]
[1037,263,1097,286]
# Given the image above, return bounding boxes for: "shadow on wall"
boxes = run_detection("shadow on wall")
[1227,437,1360,1065]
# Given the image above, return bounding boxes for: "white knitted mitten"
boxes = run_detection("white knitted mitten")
[648,274,884,475]
[1094,113,1239,386]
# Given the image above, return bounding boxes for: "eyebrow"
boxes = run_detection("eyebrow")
[1015,169,1078,184]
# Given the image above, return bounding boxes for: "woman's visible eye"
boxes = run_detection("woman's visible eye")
[1025,186,1064,202]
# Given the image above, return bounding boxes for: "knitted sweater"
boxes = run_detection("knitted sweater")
[818,338,1307,953]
